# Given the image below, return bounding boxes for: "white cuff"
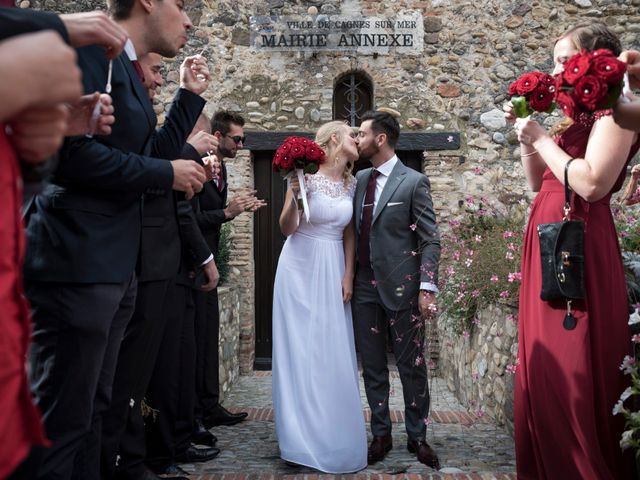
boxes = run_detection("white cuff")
[201,254,214,266]
[420,282,438,294]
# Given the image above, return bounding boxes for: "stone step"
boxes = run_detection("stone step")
[229,406,484,426]
[184,374,516,479]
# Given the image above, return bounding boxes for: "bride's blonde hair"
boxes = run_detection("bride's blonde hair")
[315,120,354,184]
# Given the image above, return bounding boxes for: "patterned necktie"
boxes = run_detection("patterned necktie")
[130,59,145,83]
[358,169,380,268]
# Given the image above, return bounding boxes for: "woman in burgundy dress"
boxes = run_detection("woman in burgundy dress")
[505,23,639,479]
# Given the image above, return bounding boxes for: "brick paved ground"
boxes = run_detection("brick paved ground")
[179,370,516,480]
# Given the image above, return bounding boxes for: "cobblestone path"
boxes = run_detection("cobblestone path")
[182,372,516,480]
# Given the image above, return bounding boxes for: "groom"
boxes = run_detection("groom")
[353,111,441,469]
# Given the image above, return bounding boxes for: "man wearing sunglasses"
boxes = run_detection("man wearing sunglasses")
[192,111,265,433]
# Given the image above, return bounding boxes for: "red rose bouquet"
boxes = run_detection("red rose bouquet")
[508,71,556,118]
[555,49,626,121]
[272,136,326,221]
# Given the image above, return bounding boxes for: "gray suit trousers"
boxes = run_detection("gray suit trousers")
[352,265,430,441]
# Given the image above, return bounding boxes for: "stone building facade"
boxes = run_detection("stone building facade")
[23,0,640,385]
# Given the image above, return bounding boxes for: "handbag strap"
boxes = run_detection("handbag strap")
[563,158,576,220]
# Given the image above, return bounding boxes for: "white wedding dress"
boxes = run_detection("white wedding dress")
[272,173,367,473]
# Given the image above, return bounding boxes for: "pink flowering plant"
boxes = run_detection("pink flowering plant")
[613,204,640,455]
[437,197,527,334]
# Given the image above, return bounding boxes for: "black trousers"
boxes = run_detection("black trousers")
[100,279,172,480]
[26,276,137,480]
[352,266,430,441]
[144,284,196,471]
[193,288,220,420]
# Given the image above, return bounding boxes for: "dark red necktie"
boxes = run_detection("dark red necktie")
[358,169,380,268]
[130,59,145,83]
[0,1,15,6]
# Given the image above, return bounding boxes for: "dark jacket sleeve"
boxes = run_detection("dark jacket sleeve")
[195,205,228,231]
[0,7,69,42]
[150,88,206,160]
[53,47,173,192]
[178,197,212,266]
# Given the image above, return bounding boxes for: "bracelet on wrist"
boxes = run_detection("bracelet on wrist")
[520,150,538,158]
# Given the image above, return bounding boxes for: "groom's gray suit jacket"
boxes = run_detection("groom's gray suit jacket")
[354,160,441,310]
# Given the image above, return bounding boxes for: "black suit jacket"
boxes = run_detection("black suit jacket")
[138,89,205,283]
[194,160,229,257]
[23,46,174,283]
[176,144,214,288]
[0,7,68,41]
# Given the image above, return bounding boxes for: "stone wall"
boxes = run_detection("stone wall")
[438,303,519,436]
[217,285,241,402]
[21,0,640,378]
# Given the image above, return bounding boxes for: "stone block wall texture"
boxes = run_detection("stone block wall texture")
[217,286,241,403]
[21,0,640,397]
[438,303,519,436]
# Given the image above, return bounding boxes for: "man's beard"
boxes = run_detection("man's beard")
[357,144,377,163]
[218,145,235,158]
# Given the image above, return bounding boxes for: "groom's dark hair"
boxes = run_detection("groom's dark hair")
[361,111,400,148]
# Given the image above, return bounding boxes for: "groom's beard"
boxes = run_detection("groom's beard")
[357,144,378,163]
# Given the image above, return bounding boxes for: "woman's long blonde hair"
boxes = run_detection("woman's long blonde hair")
[315,120,354,184]
[551,22,623,137]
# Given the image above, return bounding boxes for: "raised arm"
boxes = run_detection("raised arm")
[515,115,638,202]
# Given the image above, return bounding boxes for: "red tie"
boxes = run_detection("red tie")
[130,59,145,83]
[216,172,224,191]
[358,169,380,268]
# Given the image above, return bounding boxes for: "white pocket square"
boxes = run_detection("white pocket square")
[387,202,404,207]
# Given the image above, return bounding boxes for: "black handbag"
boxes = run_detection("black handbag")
[537,159,585,329]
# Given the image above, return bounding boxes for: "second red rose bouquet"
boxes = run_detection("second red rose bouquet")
[555,49,626,121]
[272,136,326,221]
[508,71,556,118]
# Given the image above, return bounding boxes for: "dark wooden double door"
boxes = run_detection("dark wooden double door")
[252,151,423,370]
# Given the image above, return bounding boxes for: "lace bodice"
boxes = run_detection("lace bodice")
[305,174,356,199]
[295,174,355,241]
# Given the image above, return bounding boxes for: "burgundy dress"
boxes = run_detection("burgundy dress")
[515,121,638,479]
[0,126,48,478]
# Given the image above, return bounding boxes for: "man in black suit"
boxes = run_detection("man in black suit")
[144,115,222,475]
[22,1,207,479]
[192,111,266,432]
[100,52,219,480]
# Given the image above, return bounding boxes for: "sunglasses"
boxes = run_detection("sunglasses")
[225,134,246,144]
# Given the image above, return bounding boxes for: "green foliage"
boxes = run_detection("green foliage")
[438,198,527,335]
[613,206,640,306]
[217,223,232,285]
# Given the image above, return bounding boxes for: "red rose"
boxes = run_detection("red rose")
[590,49,616,59]
[591,55,626,84]
[280,153,294,170]
[290,142,305,160]
[529,86,554,112]
[556,91,579,120]
[515,72,540,95]
[573,74,608,110]
[537,72,556,88]
[508,80,519,97]
[305,144,325,163]
[561,52,592,85]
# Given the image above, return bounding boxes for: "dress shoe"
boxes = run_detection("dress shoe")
[203,403,248,428]
[192,418,218,447]
[175,445,220,463]
[407,439,440,470]
[138,467,188,480]
[367,434,392,464]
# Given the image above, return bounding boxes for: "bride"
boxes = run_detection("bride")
[271,120,367,473]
